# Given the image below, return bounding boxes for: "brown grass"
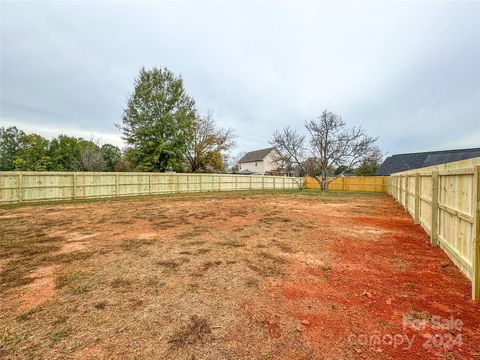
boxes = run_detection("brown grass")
[1,191,479,360]
[169,315,212,349]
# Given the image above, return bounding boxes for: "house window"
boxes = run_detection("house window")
[255,161,257,166]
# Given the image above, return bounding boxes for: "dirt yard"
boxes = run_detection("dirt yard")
[1,190,479,359]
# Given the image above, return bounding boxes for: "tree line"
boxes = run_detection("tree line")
[1,67,236,173]
[1,66,382,178]
[0,127,123,172]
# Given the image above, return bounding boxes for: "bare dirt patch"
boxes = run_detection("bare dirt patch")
[18,265,59,313]
[1,191,479,359]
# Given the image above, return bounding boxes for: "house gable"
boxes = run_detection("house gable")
[239,147,275,163]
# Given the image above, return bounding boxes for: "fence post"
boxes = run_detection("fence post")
[405,175,409,211]
[249,176,252,190]
[396,176,399,200]
[394,177,396,198]
[199,174,203,192]
[393,177,395,198]
[472,166,480,300]
[399,176,402,204]
[148,173,152,195]
[235,175,238,191]
[73,173,77,200]
[414,173,420,223]
[431,171,439,247]
[399,176,402,201]
[283,176,286,189]
[18,174,23,202]
[262,176,265,190]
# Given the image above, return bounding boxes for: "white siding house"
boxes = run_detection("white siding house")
[238,147,281,175]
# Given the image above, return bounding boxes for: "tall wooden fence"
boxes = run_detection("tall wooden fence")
[387,157,480,300]
[0,172,303,205]
[304,176,388,192]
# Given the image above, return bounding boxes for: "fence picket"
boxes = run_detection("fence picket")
[0,172,304,205]
[387,157,480,300]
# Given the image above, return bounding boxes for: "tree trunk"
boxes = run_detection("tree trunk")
[321,177,327,191]
[321,168,328,191]
[313,175,327,191]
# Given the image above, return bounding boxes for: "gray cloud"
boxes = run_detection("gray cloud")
[1,1,479,155]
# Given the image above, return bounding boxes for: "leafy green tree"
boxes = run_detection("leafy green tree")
[120,67,196,172]
[101,144,121,171]
[13,133,51,171]
[48,135,81,171]
[0,126,25,170]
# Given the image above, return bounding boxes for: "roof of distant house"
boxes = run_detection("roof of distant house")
[376,147,480,175]
[239,147,275,163]
[237,169,258,175]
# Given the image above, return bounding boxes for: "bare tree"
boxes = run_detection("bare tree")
[355,145,384,176]
[272,110,378,190]
[184,112,235,172]
[229,151,246,173]
[75,137,106,172]
[270,127,306,172]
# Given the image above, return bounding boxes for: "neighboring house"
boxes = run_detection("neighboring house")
[376,147,480,176]
[238,147,282,175]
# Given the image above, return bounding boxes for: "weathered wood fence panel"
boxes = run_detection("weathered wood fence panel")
[0,172,303,205]
[304,176,388,192]
[387,157,480,300]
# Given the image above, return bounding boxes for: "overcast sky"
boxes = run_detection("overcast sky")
[1,1,479,157]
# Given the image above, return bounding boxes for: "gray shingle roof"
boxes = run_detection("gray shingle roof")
[376,147,480,175]
[238,147,274,163]
[237,169,257,175]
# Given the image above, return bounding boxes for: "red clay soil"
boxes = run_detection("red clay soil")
[237,196,480,360]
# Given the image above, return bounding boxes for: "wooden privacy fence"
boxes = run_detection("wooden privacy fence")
[387,157,480,300]
[304,176,388,192]
[0,172,304,205]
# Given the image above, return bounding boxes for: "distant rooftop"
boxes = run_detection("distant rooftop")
[237,169,258,175]
[376,147,480,175]
[239,147,275,163]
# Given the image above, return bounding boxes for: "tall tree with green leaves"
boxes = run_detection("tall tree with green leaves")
[48,135,81,171]
[13,133,51,171]
[120,67,196,172]
[101,144,122,171]
[0,126,25,170]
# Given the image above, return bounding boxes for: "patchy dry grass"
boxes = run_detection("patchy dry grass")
[1,190,479,360]
[169,315,212,349]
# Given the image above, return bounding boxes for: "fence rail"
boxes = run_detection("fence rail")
[387,157,480,300]
[304,176,388,192]
[0,172,303,205]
